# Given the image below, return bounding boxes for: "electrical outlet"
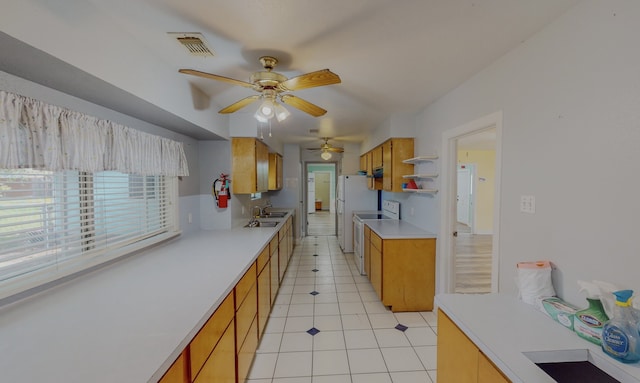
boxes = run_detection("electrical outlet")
[520,195,536,214]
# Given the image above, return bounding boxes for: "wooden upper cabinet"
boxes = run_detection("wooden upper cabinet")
[372,146,383,169]
[231,137,269,194]
[268,152,283,191]
[382,138,414,192]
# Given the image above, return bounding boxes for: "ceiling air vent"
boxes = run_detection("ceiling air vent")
[168,32,214,57]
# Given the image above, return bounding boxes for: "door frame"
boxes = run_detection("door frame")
[438,111,503,294]
[303,161,338,237]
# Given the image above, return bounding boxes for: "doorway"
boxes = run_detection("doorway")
[439,111,502,294]
[304,163,337,237]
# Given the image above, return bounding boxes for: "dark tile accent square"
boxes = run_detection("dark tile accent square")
[313,254,318,257]
[395,324,408,332]
[307,327,320,336]
[312,269,319,272]
[310,291,319,296]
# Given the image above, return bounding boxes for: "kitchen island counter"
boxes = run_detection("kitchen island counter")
[366,219,436,239]
[0,212,293,383]
[436,293,640,382]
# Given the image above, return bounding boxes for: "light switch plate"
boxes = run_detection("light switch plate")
[520,195,536,213]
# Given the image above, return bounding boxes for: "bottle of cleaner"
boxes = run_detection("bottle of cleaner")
[601,290,640,363]
[574,280,609,345]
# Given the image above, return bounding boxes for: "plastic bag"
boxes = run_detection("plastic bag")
[517,261,556,305]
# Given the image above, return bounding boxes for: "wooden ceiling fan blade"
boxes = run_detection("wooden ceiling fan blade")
[280,94,327,117]
[278,69,341,91]
[179,69,254,88]
[327,147,344,153]
[219,95,260,114]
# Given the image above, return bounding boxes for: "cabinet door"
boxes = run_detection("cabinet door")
[372,146,383,169]
[370,233,382,300]
[231,138,258,194]
[478,351,511,383]
[389,138,414,192]
[365,152,374,189]
[363,225,371,276]
[189,292,234,377]
[256,140,269,192]
[237,318,258,383]
[257,260,271,338]
[193,319,236,383]
[268,152,283,191]
[437,309,479,383]
[270,237,280,305]
[279,229,287,282]
[159,351,188,383]
[360,154,367,172]
[382,140,393,190]
[381,238,435,311]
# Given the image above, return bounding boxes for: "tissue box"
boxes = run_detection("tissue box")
[536,297,580,330]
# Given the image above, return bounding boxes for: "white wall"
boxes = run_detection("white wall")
[404,0,640,305]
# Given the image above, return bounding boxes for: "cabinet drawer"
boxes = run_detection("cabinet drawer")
[370,231,382,251]
[235,263,257,309]
[189,292,234,376]
[159,351,188,383]
[236,282,258,348]
[192,319,236,383]
[237,317,258,383]
[257,246,269,273]
[270,237,279,255]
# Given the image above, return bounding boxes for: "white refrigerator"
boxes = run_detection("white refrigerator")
[337,175,377,252]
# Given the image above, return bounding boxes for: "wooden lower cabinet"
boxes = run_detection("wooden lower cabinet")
[158,351,188,383]
[257,257,271,337]
[478,351,510,383]
[270,238,280,305]
[437,309,511,383]
[193,320,236,383]
[370,233,383,300]
[189,292,235,379]
[366,226,435,312]
[237,318,258,383]
[158,232,286,383]
[363,225,371,276]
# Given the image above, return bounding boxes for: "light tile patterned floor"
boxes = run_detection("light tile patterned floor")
[247,235,438,383]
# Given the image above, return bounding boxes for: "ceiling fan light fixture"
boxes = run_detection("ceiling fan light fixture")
[321,150,332,160]
[254,98,275,122]
[274,102,290,122]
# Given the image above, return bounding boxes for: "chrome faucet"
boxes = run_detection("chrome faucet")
[251,205,262,218]
[260,202,272,216]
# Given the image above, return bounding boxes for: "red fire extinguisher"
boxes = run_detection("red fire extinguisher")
[213,173,231,208]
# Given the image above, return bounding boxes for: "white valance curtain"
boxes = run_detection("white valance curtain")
[0,90,189,176]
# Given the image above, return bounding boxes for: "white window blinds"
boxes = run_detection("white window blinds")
[0,90,186,299]
[0,169,172,284]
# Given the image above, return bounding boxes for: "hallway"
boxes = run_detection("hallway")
[247,235,438,383]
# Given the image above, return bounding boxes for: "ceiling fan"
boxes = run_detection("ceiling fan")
[306,137,345,153]
[179,56,341,119]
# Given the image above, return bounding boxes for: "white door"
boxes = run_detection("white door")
[307,172,316,213]
[457,166,472,226]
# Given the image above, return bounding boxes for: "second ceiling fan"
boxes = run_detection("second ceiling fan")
[179,56,341,120]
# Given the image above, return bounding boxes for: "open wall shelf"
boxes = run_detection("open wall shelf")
[402,188,438,194]
[402,155,438,164]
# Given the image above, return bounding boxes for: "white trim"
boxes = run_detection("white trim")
[438,111,503,294]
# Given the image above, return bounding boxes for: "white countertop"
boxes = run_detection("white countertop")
[436,293,640,383]
[365,219,436,239]
[0,213,291,383]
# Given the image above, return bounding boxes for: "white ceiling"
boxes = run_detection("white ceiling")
[0,0,579,146]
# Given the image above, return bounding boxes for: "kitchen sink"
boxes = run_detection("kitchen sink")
[261,211,287,218]
[523,349,632,383]
[243,221,279,228]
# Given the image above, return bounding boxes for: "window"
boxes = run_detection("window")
[0,169,177,296]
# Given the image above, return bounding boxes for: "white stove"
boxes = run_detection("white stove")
[352,200,400,275]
